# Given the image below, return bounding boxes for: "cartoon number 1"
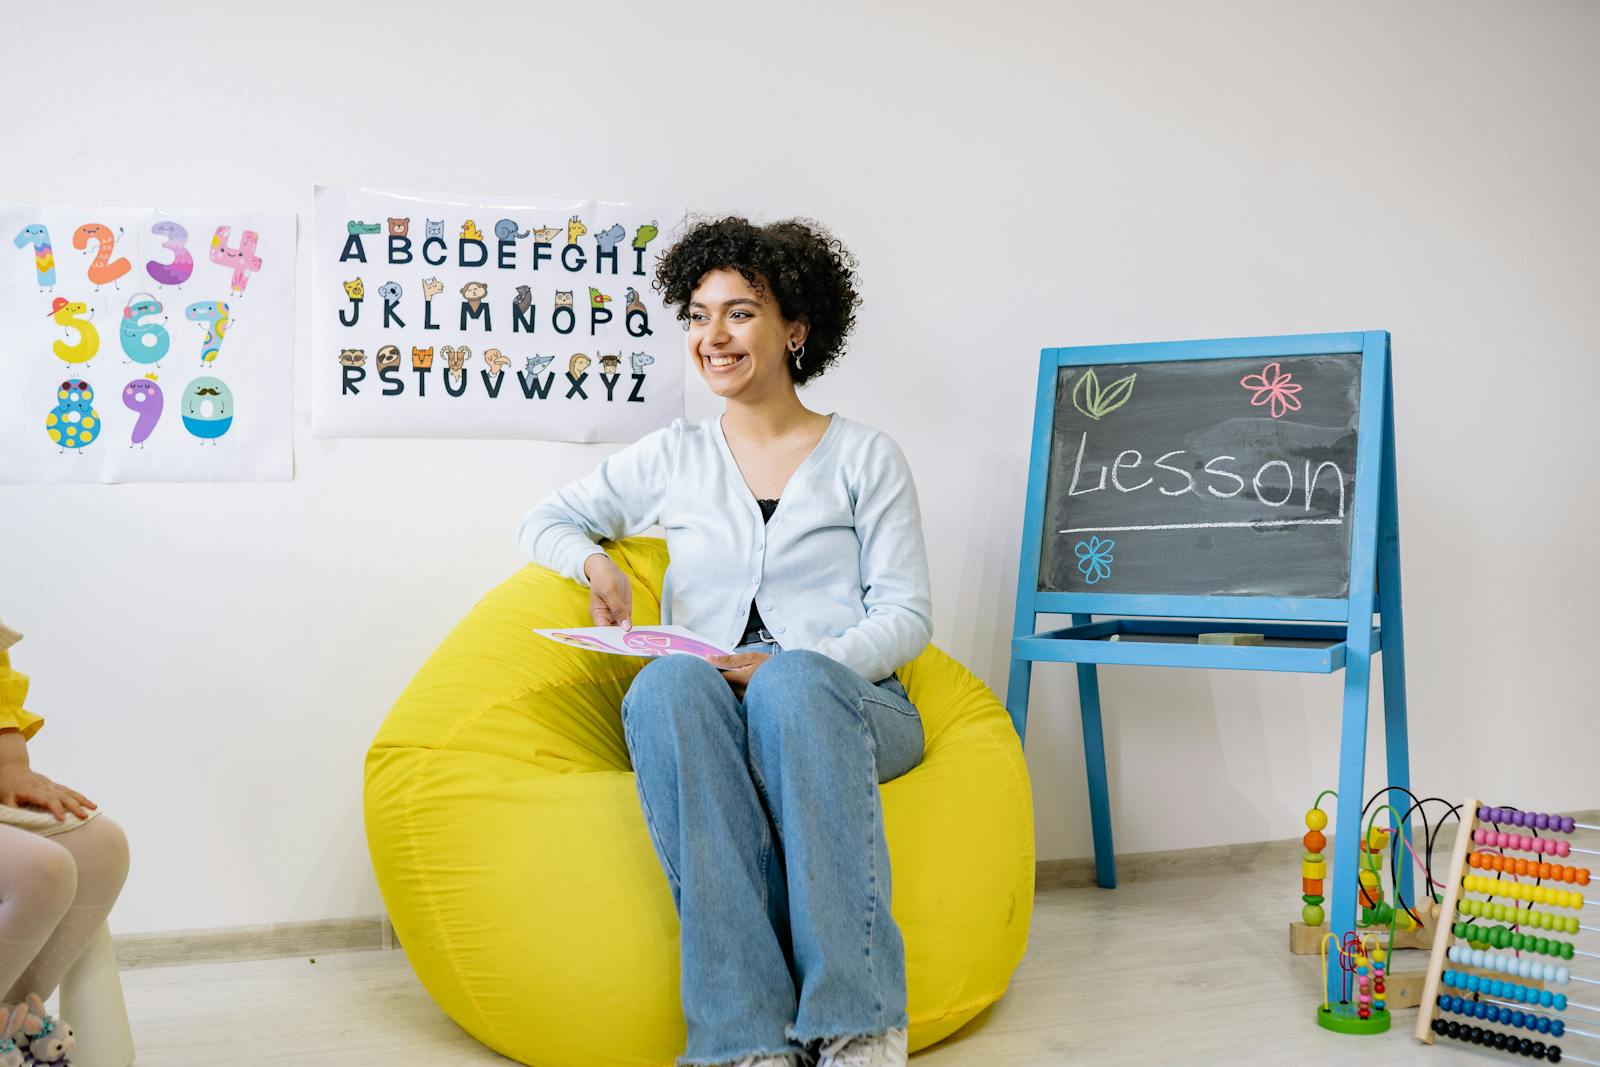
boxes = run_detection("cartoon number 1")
[73,223,132,286]
[210,227,262,295]
[13,224,56,287]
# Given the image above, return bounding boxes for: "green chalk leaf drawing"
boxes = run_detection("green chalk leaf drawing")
[1072,368,1138,421]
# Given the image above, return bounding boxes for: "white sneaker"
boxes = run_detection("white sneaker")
[816,1027,909,1067]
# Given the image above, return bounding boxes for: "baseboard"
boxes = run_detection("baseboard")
[1035,836,1282,890]
[115,808,1599,970]
[115,914,399,971]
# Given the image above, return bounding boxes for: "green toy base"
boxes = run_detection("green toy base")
[1317,1003,1391,1035]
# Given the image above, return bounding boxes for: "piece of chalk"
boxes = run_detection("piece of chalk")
[1198,632,1264,646]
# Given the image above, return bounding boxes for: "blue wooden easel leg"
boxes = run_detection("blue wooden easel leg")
[1328,647,1374,1003]
[1072,627,1117,888]
[1005,657,1033,743]
[1377,367,1416,912]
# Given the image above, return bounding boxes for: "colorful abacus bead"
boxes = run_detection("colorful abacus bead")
[1462,875,1585,910]
[1468,850,1591,886]
[1472,828,1573,857]
[1479,806,1578,835]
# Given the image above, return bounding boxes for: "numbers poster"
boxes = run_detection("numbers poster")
[0,205,296,484]
[311,186,686,442]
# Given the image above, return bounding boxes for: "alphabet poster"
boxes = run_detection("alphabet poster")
[0,205,296,484]
[312,186,686,441]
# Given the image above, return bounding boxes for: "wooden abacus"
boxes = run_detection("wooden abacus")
[1416,800,1600,1063]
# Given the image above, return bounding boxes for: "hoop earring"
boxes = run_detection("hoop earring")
[789,341,806,369]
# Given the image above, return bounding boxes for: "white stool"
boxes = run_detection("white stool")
[57,921,135,1067]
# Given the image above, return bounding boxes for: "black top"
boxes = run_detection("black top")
[742,498,779,640]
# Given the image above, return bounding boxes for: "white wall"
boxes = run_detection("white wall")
[2,0,1596,935]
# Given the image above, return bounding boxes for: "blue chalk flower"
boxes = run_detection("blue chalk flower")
[1074,536,1115,585]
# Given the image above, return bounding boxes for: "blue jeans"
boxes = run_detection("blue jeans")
[620,643,925,1065]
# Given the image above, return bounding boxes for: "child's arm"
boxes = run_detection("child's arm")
[0,727,95,821]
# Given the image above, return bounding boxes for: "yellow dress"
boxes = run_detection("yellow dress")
[0,624,45,741]
[0,624,96,836]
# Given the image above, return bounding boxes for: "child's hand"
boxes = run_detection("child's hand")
[0,763,96,821]
[708,651,771,699]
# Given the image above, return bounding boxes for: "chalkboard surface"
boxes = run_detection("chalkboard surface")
[1037,353,1361,598]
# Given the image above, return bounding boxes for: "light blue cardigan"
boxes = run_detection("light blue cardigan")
[517,412,932,683]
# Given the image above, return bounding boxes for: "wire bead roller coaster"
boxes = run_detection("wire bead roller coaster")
[1307,788,1455,1034]
[1414,800,1600,1063]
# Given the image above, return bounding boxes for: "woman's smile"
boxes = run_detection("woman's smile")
[685,268,802,400]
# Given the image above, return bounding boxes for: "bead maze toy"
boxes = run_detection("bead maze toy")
[1304,788,1431,1033]
[1408,801,1600,1062]
[1298,787,1557,1030]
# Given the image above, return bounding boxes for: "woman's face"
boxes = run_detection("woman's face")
[686,268,804,402]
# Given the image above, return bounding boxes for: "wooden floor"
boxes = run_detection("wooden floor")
[114,858,1498,1065]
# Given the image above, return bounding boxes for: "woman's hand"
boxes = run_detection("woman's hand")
[708,651,770,699]
[585,553,634,629]
[0,758,96,821]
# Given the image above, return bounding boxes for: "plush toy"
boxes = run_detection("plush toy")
[0,1003,29,1067]
[16,994,74,1065]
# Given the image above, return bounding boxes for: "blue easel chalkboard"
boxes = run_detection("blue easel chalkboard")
[1006,331,1411,1003]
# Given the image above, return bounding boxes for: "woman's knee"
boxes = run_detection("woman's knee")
[631,653,725,696]
[745,650,855,735]
[623,655,734,739]
[745,650,844,708]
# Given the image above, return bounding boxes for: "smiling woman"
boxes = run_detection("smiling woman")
[517,216,931,1067]
[654,216,860,389]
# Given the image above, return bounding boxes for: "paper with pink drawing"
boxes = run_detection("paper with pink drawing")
[534,624,734,663]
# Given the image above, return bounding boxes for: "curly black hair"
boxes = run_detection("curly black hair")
[653,216,861,386]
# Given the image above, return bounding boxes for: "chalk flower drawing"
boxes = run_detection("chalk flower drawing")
[1071,368,1138,421]
[1239,362,1303,418]
[1074,535,1116,585]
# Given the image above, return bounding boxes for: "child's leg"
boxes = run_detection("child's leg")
[2,815,129,1003]
[0,824,79,999]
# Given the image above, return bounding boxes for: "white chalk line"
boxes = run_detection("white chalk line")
[1060,518,1345,533]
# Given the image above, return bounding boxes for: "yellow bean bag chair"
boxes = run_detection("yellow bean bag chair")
[364,537,1034,1067]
